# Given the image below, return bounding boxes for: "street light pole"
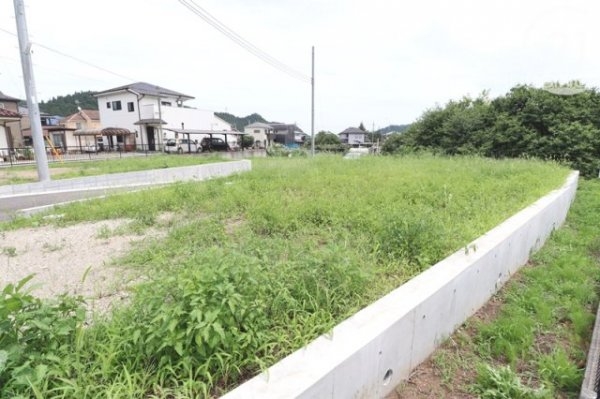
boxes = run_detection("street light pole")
[13,0,50,182]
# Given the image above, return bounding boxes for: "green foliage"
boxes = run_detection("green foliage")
[473,365,550,398]
[455,179,600,396]
[38,91,98,116]
[0,156,572,397]
[215,112,268,132]
[0,276,86,396]
[241,134,254,148]
[266,144,308,157]
[313,131,341,145]
[1,155,223,186]
[381,132,409,154]
[391,84,600,176]
[537,348,582,392]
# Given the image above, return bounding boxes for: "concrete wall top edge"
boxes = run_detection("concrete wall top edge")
[0,160,251,198]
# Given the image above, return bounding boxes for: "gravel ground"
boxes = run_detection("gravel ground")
[0,219,158,313]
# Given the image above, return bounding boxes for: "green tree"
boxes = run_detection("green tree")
[314,131,341,145]
[390,84,600,177]
[358,122,366,131]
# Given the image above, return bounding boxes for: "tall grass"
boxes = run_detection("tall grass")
[414,179,600,398]
[0,155,570,397]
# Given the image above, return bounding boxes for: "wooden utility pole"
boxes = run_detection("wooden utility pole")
[13,0,50,181]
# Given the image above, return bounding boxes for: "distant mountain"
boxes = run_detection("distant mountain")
[215,112,268,131]
[377,124,411,135]
[38,91,99,116]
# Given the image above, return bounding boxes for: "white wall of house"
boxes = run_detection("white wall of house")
[347,133,365,144]
[243,126,269,148]
[0,126,9,158]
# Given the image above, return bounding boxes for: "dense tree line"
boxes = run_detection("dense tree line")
[382,84,600,176]
[38,91,99,116]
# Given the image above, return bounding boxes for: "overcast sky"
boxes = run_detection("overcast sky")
[1,0,599,133]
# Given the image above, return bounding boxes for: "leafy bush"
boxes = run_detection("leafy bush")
[0,276,85,395]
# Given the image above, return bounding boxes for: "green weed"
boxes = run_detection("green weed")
[472,364,550,398]
[0,155,572,397]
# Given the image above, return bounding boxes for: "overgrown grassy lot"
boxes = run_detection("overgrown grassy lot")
[395,179,600,398]
[0,154,224,185]
[0,155,571,398]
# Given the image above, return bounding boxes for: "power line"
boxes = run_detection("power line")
[0,27,136,82]
[177,0,311,84]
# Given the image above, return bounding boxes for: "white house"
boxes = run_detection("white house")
[338,127,367,144]
[244,122,273,148]
[95,82,233,151]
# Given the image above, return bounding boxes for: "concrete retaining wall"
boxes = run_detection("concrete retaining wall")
[0,160,251,198]
[222,171,579,399]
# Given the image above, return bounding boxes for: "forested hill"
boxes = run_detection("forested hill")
[377,124,411,134]
[39,91,98,116]
[215,112,268,131]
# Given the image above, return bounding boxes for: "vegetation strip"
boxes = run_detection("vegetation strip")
[0,154,226,186]
[0,156,569,398]
[394,179,600,399]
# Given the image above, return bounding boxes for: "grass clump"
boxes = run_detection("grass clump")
[401,179,600,397]
[0,155,572,397]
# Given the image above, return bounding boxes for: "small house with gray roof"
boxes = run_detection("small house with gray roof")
[338,127,367,144]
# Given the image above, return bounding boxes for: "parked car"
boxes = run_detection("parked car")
[164,138,200,154]
[83,144,98,153]
[200,137,230,152]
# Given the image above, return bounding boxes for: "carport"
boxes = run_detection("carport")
[163,128,247,152]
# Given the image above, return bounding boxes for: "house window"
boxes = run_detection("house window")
[76,122,82,129]
[0,103,4,109]
[106,102,111,109]
[111,101,122,110]
[127,102,135,112]
[161,101,172,106]
[254,130,260,134]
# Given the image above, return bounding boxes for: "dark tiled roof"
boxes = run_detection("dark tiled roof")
[0,91,21,102]
[95,82,194,100]
[0,108,20,119]
[339,127,365,135]
[269,123,304,133]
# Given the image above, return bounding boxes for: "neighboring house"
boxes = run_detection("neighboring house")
[338,127,367,144]
[60,109,101,149]
[0,108,21,161]
[20,110,73,151]
[95,82,233,151]
[244,122,273,148]
[0,91,22,148]
[270,122,304,147]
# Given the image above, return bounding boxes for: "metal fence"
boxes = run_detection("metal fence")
[0,146,267,167]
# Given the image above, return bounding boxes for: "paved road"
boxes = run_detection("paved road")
[0,187,135,221]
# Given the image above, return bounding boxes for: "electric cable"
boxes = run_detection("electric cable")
[178,0,310,84]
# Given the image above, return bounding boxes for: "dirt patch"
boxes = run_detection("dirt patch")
[0,219,162,313]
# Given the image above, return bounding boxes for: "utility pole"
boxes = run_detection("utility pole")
[13,0,50,182]
[311,46,315,157]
